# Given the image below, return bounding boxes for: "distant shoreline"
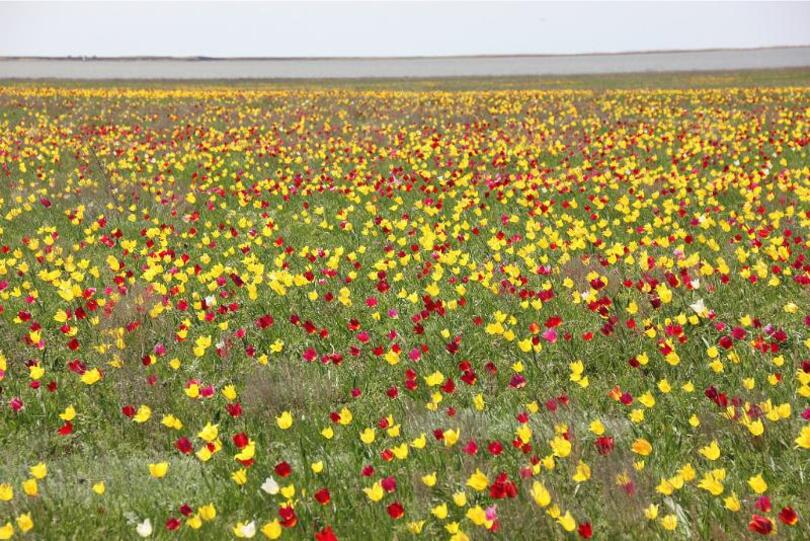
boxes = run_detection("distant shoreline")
[2,47,809,79]
[4,44,810,62]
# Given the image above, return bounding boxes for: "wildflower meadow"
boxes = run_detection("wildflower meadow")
[0,76,809,540]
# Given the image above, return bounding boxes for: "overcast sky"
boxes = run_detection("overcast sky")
[2,1,809,58]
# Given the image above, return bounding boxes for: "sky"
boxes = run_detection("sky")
[1,1,809,58]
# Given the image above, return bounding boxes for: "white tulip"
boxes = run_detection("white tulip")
[238,521,256,538]
[136,518,153,538]
[261,476,280,495]
[689,299,707,316]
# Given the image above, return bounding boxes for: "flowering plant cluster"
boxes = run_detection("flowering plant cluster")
[0,83,808,539]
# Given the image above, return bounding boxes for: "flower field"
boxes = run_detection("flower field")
[0,80,809,540]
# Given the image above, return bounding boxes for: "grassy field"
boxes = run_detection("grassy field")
[3,66,810,90]
[0,70,809,540]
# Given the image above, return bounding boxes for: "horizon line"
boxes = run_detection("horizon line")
[4,45,810,62]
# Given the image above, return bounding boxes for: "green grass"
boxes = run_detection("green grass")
[0,75,808,540]
[2,66,810,91]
